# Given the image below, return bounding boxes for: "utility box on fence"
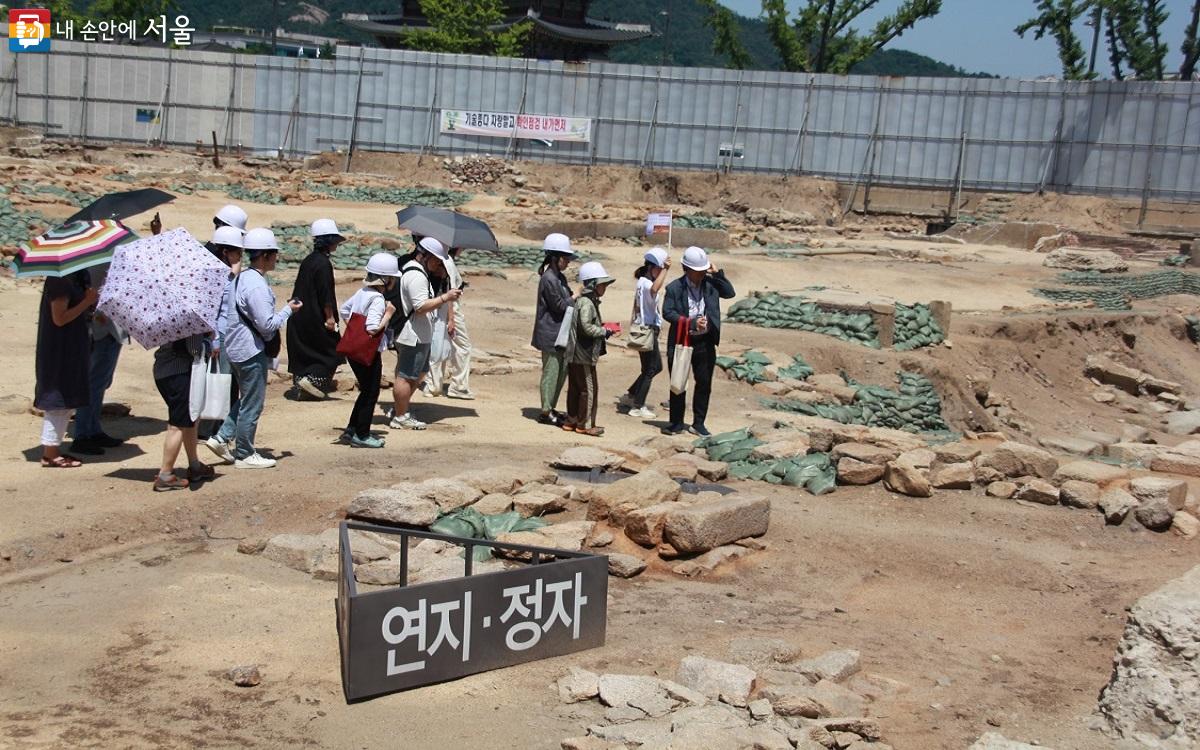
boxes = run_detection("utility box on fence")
[336,521,608,702]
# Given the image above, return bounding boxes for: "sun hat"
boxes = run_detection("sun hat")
[644,247,669,268]
[578,261,615,286]
[542,233,575,256]
[243,227,280,256]
[418,236,449,262]
[681,246,711,272]
[311,218,344,240]
[212,225,245,249]
[215,204,248,232]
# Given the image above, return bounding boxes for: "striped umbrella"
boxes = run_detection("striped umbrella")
[13,220,136,278]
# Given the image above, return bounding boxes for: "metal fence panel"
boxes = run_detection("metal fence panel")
[1,41,1197,201]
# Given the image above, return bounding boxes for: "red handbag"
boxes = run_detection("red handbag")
[336,312,383,366]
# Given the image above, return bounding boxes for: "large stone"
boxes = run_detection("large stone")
[1121,425,1153,444]
[472,493,513,515]
[1059,480,1101,509]
[672,545,752,577]
[557,667,600,703]
[1052,460,1130,486]
[1085,354,1149,395]
[1132,477,1188,531]
[262,533,326,573]
[727,637,802,667]
[968,733,1046,750]
[494,521,594,560]
[930,462,974,490]
[759,678,864,719]
[453,464,557,495]
[986,481,1018,499]
[1165,410,1200,436]
[664,495,770,553]
[1099,488,1138,525]
[511,491,567,518]
[676,656,756,707]
[1172,511,1200,539]
[883,462,932,498]
[1108,442,1167,466]
[1015,478,1059,506]
[837,457,885,486]
[347,487,439,526]
[551,446,625,471]
[621,502,679,547]
[934,441,983,463]
[646,456,699,482]
[894,448,936,470]
[597,674,666,708]
[751,437,812,463]
[607,553,647,578]
[1097,564,1200,747]
[1077,430,1120,447]
[1038,435,1101,457]
[830,442,899,466]
[417,478,484,512]
[788,649,861,684]
[1152,452,1200,478]
[587,471,681,522]
[975,442,1058,479]
[1044,247,1129,273]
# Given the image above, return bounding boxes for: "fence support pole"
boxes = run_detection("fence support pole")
[222,58,239,150]
[788,74,815,178]
[76,54,89,142]
[506,60,531,163]
[1138,90,1165,228]
[842,80,886,217]
[344,48,367,173]
[587,73,605,177]
[42,54,50,136]
[419,64,442,165]
[1038,87,1069,195]
[6,53,17,126]
[157,49,174,147]
[947,92,971,221]
[723,70,745,175]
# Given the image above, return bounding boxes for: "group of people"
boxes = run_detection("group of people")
[32,203,734,489]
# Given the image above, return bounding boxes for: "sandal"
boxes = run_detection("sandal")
[577,426,605,437]
[41,454,82,468]
[561,423,578,433]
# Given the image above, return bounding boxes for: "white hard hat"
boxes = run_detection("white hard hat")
[578,261,615,286]
[681,246,711,271]
[243,227,280,254]
[418,236,449,262]
[212,225,244,249]
[542,233,575,256]
[311,218,344,239]
[365,252,401,277]
[644,247,669,268]
[215,204,248,232]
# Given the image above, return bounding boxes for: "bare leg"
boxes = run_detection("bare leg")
[182,425,201,465]
[393,378,416,417]
[160,425,184,476]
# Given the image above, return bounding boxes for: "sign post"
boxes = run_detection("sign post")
[337,521,608,702]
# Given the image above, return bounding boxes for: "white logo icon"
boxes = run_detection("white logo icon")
[14,14,47,48]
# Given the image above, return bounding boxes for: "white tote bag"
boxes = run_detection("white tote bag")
[669,319,693,395]
[430,316,450,364]
[199,355,232,421]
[188,354,208,422]
[553,305,575,351]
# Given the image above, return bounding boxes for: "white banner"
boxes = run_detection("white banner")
[440,110,592,143]
[645,212,672,237]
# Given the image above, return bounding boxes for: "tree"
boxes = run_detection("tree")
[402,0,529,57]
[700,0,752,69]
[705,0,943,74]
[1015,0,1093,79]
[1178,0,1199,79]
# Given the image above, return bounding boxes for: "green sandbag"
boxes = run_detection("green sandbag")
[742,351,771,365]
[708,428,753,447]
[715,356,738,370]
[431,507,547,560]
[806,469,837,495]
[729,461,759,479]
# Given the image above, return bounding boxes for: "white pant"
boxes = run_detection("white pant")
[41,409,71,447]
[428,303,471,394]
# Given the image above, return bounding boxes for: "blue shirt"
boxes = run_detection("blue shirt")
[223,268,292,364]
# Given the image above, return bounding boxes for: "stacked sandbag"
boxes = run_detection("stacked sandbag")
[0,193,51,250]
[714,351,773,384]
[304,182,471,208]
[696,428,836,495]
[455,245,607,270]
[674,213,726,230]
[893,303,946,351]
[727,293,881,348]
[767,371,948,434]
[1034,270,1200,311]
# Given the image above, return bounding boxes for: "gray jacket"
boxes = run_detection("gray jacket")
[531,267,573,352]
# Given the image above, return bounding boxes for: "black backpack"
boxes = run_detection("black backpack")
[385,261,431,347]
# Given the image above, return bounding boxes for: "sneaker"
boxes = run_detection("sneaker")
[382,406,395,420]
[350,434,386,449]
[388,414,427,430]
[628,406,658,419]
[205,436,235,465]
[446,388,475,400]
[298,377,326,400]
[235,453,277,469]
[153,474,189,492]
[187,463,216,483]
[661,423,686,435]
[689,424,712,438]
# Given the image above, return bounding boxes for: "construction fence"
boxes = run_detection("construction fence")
[1,40,1198,202]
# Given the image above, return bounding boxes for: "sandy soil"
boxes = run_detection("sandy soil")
[1,142,1199,749]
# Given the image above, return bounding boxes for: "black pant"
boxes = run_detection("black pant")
[626,329,662,407]
[667,337,716,428]
[347,354,382,439]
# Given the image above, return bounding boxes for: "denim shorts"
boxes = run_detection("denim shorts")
[395,343,432,381]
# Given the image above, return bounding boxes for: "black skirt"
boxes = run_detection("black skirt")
[286,251,343,378]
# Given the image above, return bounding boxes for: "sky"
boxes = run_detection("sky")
[719,0,1197,78]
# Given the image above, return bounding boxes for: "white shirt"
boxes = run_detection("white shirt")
[635,275,662,327]
[396,260,435,346]
[340,286,390,352]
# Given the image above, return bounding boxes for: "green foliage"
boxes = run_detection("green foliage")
[1182,1,1200,79]
[1015,0,1094,80]
[1102,0,1169,79]
[699,0,752,69]
[402,0,527,57]
[87,0,173,20]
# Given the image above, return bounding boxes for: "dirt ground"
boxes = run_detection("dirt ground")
[1,142,1199,750]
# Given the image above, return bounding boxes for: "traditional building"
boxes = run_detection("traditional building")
[342,1,651,61]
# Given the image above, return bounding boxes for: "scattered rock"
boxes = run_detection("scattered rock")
[453,465,558,495]
[621,502,679,547]
[512,491,568,518]
[585,529,614,547]
[1059,480,1101,509]
[558,667,601,703]
[1044,247,1128,273]
[830,442,898,466]
[1038,435,1101,457]
[552,446,626,471]
[967,733,1044,750]
[1015,479,1059,505]
[986,481,1018,499]
[598,674,667,709]
[933,441,983,463]
[788,649,861,684]
[751,437,812,462]
[676,656,756,707]
[587,471,681,522]
[473,493,514,515]
[1051,460,1129,486]
[748,698,774,719]
[1171,511,1199,539]
[883,461,932,498]
[930,462,974,490]
[1165,410,1200,436]
[607,553,647,578]
[976,442,1058,479]
[727,637,801,667]
[1099,488,1138,525]
[1097,564,1200,747]
[1120,424,1152,444]
[262,534,327,573]
[1131,477,1188,531]
[664,494,770,553]
[418,477,485,512]
[672,545,752,577]
[236,538,267,555]
[495,521,595,560]
[346,487,440,526]
[836,457,885,485]
[226,665,261,687]
[1150,452,1200,477]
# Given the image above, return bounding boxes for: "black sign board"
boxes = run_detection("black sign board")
[336,521,608,702]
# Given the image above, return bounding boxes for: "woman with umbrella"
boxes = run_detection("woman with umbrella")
[286,219,344,400]
[531,233,578,426]
[35,270,98,467]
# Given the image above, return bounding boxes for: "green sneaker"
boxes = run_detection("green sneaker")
[350,434,385,449]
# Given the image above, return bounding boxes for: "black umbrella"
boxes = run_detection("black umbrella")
[66,188,176,223]
[395,205,499,252]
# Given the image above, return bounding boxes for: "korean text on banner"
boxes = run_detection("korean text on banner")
[441,110,592,143]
